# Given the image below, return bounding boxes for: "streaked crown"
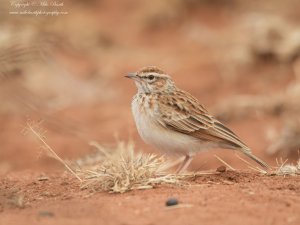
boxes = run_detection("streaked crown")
[128,66,175,94]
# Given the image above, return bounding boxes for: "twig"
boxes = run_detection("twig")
[214,154,236,171]
[235,153,267,174]
[27,122,82,182]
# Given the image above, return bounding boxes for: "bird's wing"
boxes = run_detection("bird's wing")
[157,90,250,150]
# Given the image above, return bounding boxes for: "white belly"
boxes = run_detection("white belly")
[131,97,202,155]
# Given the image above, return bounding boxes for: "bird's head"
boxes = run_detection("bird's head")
[125,66,176,94]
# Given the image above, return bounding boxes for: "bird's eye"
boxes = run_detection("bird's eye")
[148,75,155,80]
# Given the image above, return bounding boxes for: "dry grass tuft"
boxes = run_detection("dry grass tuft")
[275,158,300,176]
[25,120,181,193]
[77,142,180,193]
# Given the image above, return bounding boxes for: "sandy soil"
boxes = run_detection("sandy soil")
[0,171,299,225]
[1,0,300,224]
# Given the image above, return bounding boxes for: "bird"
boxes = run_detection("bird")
[125,66,269,173]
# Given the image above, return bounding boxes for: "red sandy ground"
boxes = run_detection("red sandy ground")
[0,171,299,225]
[1,1,300,224]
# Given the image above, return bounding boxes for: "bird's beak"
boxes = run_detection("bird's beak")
[125,72,140,81]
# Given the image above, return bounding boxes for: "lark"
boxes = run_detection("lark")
[126,66,269,173]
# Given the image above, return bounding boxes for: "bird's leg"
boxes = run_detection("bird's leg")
[175,155,193,174]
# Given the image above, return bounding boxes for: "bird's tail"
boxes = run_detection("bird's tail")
[242,149,269,170]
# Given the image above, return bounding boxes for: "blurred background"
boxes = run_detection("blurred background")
[1,0,300,174]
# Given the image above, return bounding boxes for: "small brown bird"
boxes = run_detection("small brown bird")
[126,66,269,173]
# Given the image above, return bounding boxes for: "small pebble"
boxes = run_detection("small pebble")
[216,165,226,173]
[166,198,178,207]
